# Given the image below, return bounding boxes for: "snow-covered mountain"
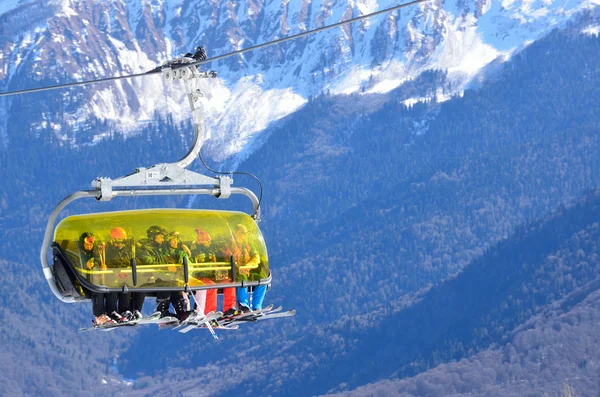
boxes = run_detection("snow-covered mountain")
[1,0,599,160]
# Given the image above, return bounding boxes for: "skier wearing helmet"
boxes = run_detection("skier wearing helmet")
[154,230,192,321]
[137,225,168,265]
[78,232,113,326]
[189,229,218,316]
[230,224,266,313]
[165,230,191,265]
[105,227,136,322]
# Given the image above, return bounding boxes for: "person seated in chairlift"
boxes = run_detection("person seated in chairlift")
[190,229,219,317]
[211,235,239,317]
[137,225,169,265]
[164,230,191,267]
[230,224,266,314]
[104,227,140,322]
[79,232,113,326]
[154,231,193,321]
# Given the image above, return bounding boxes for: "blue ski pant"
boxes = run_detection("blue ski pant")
[237,284,267,310]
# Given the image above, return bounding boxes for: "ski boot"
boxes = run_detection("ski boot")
[94,313,114,326]
[222,308,238,317]
[155,298,174,318]
[110,311,126,323]
[171,294,191,322]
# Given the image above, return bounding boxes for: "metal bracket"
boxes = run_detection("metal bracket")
[92,177,114,201]
[216,175,232,199]
[91,164,230,201]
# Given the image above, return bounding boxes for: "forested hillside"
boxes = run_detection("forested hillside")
[327,276,600,397]
[254,25,600,320]
[116,25,600,397]
[294,186,600,396]
[0,261,128,395]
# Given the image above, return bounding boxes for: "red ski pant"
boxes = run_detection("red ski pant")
[222,288,236,312]
[194,280,236,313]
[204,288,217,314]
[202,288,236,313]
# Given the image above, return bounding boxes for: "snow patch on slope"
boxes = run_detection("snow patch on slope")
[205,75,307,161]
[583,24,600,35]
[3,0,600,162]
[92,0,600,160]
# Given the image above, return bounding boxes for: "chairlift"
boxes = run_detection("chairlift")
[40,54,271,303]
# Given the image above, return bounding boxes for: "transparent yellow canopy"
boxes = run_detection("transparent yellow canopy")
[53,209,269,293]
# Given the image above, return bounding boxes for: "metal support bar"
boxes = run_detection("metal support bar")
[183,256,189,285]
[131,258,137,287]
[40,191,97,303]
[230,255,236,283]
[89,67,232,205]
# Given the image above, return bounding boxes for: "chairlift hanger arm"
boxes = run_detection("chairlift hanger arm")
[91,69,230,202]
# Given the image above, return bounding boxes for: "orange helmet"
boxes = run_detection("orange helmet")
[195,229,211,242]
[110,227,127,240]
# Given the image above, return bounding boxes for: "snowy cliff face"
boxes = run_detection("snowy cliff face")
[0,0,598,159]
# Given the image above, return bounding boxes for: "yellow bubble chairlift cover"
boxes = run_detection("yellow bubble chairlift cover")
[53,209,269,296]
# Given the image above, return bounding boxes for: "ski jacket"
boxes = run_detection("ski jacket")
[164,246,188,264]
[189,242,217,263]
[225,241,261,281]
[105,242,134,269]
[79,244,102,270]
[189,242,218,279]
[136,238,167,265]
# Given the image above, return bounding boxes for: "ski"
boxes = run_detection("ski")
[78,306,295,332]
[173,311,222,332]
[218,305,283,325]
[146,315,179,325]
[78,321,137,332]
[78,313,180,332]
[177,311,223,334]
[129,312,161,325]
[217,304,276,326]
[199,324,239,330]
[255,309,296,321]
[218,307,294,327]
[180,323,240,334]
[158,317,181,330]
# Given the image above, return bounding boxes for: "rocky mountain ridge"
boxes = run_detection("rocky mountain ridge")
[2,0,598,160]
